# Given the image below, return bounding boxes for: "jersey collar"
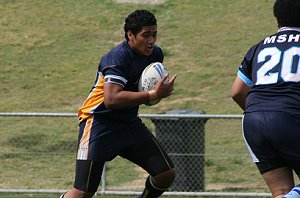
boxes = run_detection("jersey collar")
[278,27,300,33]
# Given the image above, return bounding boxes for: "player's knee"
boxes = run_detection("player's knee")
[78,190,95,198]
[64,188,95,198]
[166,168,176,184]
[153,168,176,188]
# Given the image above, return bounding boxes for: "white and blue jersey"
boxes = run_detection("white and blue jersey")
[238,27,300,114]
[239,27,300,174]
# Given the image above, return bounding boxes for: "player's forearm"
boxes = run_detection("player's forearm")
[104,90,153,109]
[232,96,246,111]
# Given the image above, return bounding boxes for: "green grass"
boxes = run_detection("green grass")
[0,195,135,198]
[0,194,271,198]
[0,0,278,196]
[0,0,276,114]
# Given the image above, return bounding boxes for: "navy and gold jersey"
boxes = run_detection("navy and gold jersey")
[78,41,164,122]
[238,27,300,114]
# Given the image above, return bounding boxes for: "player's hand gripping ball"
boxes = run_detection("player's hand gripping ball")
[138,62,168,106]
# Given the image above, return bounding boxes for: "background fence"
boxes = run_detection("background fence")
[0,111,271,197]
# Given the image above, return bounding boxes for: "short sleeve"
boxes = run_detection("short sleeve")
[99,49,130,87]
[237,44,259,87]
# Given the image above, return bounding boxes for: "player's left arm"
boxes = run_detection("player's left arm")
[231,76,250,111]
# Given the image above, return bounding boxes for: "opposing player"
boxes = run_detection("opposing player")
[231,0,300,197]
[61,9,177,198]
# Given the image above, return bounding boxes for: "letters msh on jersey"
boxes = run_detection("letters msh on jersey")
[264,28,300,44]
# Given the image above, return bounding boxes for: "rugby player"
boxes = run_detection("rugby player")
[61,9,177,198]
[231,0,300,197]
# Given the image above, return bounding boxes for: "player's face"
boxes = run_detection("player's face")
[127,25,157,56]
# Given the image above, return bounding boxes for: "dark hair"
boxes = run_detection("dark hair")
[124,9,157,40]
[273,0,300,27]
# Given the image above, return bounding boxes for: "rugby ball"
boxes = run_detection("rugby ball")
[138,62,168,106]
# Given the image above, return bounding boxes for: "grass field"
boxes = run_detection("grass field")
[1,0,278,197]
[0,194,271,198]
[0,194,141,198]
[0,0,276,114]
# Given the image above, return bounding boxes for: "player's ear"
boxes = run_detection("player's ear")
[127,30,135,41]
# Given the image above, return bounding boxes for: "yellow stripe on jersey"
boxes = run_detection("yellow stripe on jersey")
[77,116,93,160]
[78,72,105,122]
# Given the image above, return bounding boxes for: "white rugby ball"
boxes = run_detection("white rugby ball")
[138,62,168,106]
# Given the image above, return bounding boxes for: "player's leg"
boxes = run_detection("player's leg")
[261,167,294,198]
[243,112,300,198]
[144,137,175,191]
[282,162,300,197]
[140,168,176,198]
[62,160,104,198]
[120,135,175,198]
[62,116,112,198]
[270,113,300,198]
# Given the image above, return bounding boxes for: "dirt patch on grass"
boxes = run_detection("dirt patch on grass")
[114,0,165,4]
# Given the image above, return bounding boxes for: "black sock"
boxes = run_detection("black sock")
[139,176,167,198]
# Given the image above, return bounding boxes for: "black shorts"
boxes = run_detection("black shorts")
[74,116,174,193]
[243,111,300,175]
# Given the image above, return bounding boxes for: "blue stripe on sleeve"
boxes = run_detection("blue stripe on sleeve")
[237,70,254,87]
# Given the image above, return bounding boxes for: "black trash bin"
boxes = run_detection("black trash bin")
[150,109,208,192]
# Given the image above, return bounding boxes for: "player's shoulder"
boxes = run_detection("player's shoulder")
[243,42,260,61]
[152,44,163,54]
[108,41,132,57]
[149,44,164,62]
[101,41,132,64]
[243,31,280,58]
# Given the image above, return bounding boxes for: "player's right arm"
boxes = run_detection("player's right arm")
[232,44,257,111]
[104,82,150,109]
[104,74,176,109]
[231,76,250,111]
